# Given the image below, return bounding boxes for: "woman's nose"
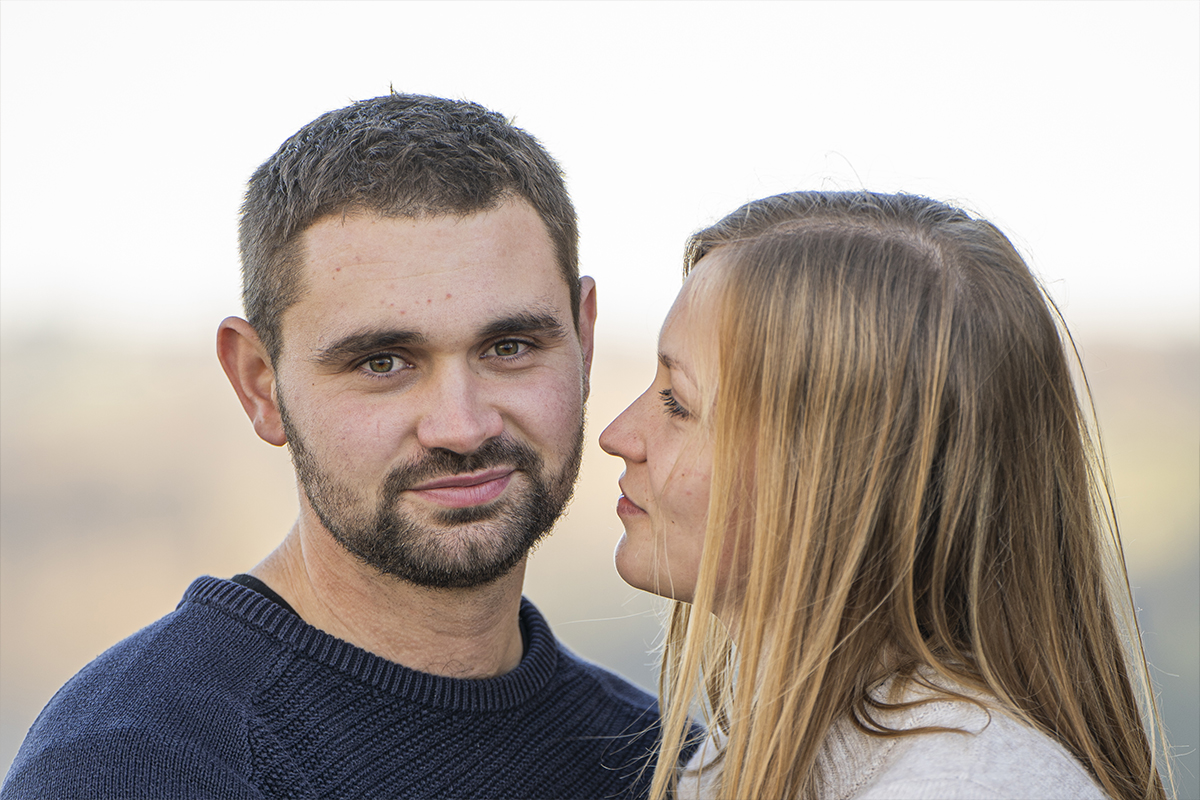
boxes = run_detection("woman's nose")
[599,391,648,463]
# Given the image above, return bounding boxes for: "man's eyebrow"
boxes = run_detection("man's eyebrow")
[312,329,427,366]
[478,312,568,341]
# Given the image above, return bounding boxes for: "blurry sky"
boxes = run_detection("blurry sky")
[1,0,1197,352]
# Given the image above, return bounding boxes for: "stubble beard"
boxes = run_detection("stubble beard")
[279,399,583,590]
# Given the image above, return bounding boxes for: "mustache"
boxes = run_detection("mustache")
[380,437,544,497]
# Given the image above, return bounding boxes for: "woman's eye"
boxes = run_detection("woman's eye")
[659,388,691,420]
[491,340,527,358]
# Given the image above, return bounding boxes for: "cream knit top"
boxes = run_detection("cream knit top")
[677,677,1106,799]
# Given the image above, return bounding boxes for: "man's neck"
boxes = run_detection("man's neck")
[249,519,527,679]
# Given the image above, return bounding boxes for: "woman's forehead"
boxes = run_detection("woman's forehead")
[658,262,727,397]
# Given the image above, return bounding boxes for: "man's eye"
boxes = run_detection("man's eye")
[365,355,400,374]
[491,340,526,358]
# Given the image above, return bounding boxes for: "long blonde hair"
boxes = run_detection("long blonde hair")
[650,192,1169,800]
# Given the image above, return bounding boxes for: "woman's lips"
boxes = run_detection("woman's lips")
[616,494,647,516]
[409,469,514,508]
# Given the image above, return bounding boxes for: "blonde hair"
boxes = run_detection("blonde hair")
[650,192,1169,800]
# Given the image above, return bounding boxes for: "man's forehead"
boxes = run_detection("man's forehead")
[302,204,562,282]
[301,202,554,271]
[282,208,571,353]
[328,301,567,341]
[308,305,570,363]
[296,286,573,348]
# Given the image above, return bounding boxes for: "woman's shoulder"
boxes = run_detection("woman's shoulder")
[847,679,1106,800]
[676,729,724,800]
[675,676,1108,800]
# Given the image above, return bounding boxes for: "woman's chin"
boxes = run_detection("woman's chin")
[613,536,696,602]
[612,535,643,590]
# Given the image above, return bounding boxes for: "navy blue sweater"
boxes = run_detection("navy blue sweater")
[3,577,667,799]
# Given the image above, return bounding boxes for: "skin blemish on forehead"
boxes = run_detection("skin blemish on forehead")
[446,293,452,299]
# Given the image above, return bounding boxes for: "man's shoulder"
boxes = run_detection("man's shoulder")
[2,577,295,799]
[1,723,266,800]
[41,575,289,704]
[519,598,658,721]
[554,643,658,714]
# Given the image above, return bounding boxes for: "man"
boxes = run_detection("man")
[3,94,666,799]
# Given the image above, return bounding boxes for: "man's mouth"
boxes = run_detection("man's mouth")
[408,468,515,508]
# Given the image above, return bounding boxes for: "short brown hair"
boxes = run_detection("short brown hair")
[238,93,579,361]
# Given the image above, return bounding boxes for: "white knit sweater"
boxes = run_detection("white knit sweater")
[677,679,1106,799]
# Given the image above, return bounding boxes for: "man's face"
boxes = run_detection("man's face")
[272,200,592,588]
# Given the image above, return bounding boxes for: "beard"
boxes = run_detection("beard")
[279,400,583,589]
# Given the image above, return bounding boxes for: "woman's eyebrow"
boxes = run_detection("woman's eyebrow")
[658,351,695,383]
[311,329,426,366]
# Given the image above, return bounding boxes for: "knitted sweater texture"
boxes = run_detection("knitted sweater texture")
[678,676,1107,800]
[3,577,664,799]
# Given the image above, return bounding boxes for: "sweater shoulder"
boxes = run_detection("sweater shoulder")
[517,597,659,726]
[2,724,267,800]
[556,645,658,713]
[27,576,289,720]
[3,577,294,798]
[547,640,667,747]
[853,700,1106,800]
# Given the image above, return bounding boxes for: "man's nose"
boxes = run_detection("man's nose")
[415,367,503,455]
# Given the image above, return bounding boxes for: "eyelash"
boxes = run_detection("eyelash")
[487,339,534,360]
[354,338,533,378]
[659,388,690,419]
[357,354,411,378]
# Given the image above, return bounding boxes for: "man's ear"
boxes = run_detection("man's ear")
[216,317,287,446]
[578,276,598,401]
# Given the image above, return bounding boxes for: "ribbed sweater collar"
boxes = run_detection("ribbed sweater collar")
[181,575,560,713]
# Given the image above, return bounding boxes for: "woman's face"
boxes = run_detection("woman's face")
[599,272,716,605]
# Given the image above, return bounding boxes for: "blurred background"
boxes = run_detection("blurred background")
[2,1,1196,795]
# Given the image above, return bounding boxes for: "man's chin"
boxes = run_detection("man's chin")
[365,534,536,590]
[377,556,527,591]
[429,500,508,525]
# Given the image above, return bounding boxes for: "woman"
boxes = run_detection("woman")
[600,192,1170,800]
